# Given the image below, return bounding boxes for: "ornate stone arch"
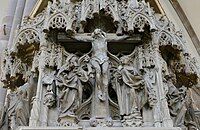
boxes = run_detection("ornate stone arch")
[153,18,186,52]
[158,31,176,47]
[42,1,80,34]
[156,28,199,88]
[49,12,67,29]
[173,31,187,51]
[21,10,46,30]
[80,3,95,23]
[12,28,40,52]
[10,28,40,68]
[104,4,120,23]
[126,13,156,32]
[156,30,183,51]
[45,12,76,33]
[80,1,120,32]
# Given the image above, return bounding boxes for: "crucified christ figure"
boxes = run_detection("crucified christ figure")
[72,29,129,101]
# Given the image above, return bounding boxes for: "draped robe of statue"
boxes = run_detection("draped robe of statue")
[7,83,31,129]
[113,63,146,126]
[166,77,187,127]
[114,64,145,116]
[56,55,90,120]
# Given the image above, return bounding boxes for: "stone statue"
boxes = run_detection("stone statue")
[112,56,145,127]
[1,0,199,129]
[184,93,199,130]
[165,75,187,127]
[165,75,198,129]
[56,54,90,126]
[72,29,129,101]
[6,83,31,130]
[43,70,57,108]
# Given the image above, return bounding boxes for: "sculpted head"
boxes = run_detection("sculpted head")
[121,56,130,65]
[92,29,106,39]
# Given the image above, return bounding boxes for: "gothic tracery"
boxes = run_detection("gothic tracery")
[0,0,199,130]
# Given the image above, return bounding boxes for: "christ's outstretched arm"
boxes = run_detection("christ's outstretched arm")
[107,34,129,42]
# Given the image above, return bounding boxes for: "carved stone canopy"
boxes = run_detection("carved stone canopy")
[1,0,200,130]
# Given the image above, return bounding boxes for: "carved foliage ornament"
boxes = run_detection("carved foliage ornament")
[1,0,200,129]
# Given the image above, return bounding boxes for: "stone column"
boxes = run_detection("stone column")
[29,35,47,127]
[0,87,7,124]
[90,79,112,127]
[152,35,173,127]
[23,0,38,18]
[7,0,26,49]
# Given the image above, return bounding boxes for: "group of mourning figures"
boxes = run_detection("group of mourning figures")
[0,29,198,129]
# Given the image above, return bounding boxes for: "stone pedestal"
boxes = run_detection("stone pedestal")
[90,85,111,127]
[17,127,181,130]
[58,115,79,127]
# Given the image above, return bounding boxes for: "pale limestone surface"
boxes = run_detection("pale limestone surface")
[17,127,182,130]
[0,0,199,130]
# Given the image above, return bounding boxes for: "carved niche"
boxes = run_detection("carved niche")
[0,0,199,130]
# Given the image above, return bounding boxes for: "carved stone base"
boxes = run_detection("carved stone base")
[121,110,143,127]
[89,117,113,127]
[17,127,182,130]
[17,127,82,130]
[57,115,79,127]
[79,120,122,127]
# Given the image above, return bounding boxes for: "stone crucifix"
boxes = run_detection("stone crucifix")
[71,29,129,126]
[72,29,129,101]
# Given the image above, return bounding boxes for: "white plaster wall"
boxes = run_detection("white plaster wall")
[0,1,9,23]
[178,0,200,41]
